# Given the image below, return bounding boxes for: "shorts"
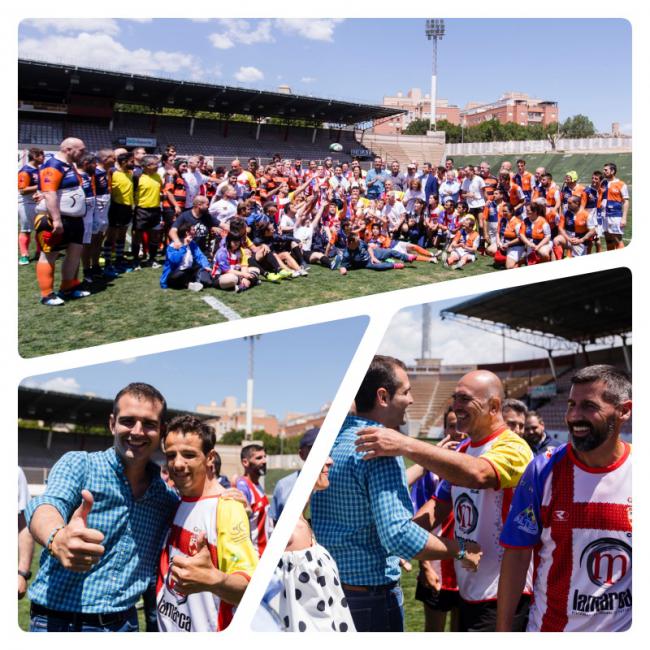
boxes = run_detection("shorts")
[82,197,96,244]
[162,207,177,229]
[605,214,624,236]
[569,241,589,257]
[451,247,476,262]
[506,244,526,262]
[392,241,410,255]
[415,583,461,612]
[108,201,134,228]
[458,595,530,632]
[34,213,84,253]
[134,207,163,231]
[487,222,498,243]
[18,201,37,232]
[93,194,110,235]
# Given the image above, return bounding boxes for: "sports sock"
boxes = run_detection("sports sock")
[36,260,55,297]
[19,232,31,256]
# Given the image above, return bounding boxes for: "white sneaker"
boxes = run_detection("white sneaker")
[291,270,301,278]
[299,268,309,276]
[187,282,203,292]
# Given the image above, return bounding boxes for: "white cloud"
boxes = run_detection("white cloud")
[120,357,138,365]
[234,66,264,83]
[379,307,547,367]
[22,18,121,35]
[275,18,343,42]
[301,76,317,83]
[209,19,272,49]
[19,33,203,77]
[22,376,82,394]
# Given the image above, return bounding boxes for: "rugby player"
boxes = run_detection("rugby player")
[355,369,534,631]
[34,137,90,306]
[497,365,632,632]
[18,147,44,265]
[157,416,258,632]
[601,162,629,250]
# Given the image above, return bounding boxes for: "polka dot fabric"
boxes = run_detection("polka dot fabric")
[275,543,356,632]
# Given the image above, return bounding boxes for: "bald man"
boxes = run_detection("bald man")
[355,369,534,631]
[34,137,91,306]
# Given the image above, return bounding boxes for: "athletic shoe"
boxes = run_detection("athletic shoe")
[150,261,161,269]
[452,262,464,270]
[40,293,65,306]
[58,287,91,300]
[278,269,293,279]
[301,265,311,272]
[430,256,438,264]
[18,255,30,265]
[291,270,302,278]
[265,272,282,283]
[126,264,142,273]
[103,266,119,279]
[298,268,309,276]
[187,282,203,292]
[393,263,405,269]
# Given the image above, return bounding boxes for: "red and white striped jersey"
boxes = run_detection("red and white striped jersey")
[236,476,272,556]
[501,442,632,632]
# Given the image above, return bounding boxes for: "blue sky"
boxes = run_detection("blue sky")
[18,18,631,132]
[21,317,368,419]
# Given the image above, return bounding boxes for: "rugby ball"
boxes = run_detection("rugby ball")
[329,142,343,152]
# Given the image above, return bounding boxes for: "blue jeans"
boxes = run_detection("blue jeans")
[366,248,406,271]
[343,583,404,632]
[29,607,139,632]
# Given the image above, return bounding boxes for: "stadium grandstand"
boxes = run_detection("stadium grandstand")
[18,59,411,165]
[405,268,631,440]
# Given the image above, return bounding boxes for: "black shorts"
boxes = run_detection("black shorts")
[134,207,163,231]
[458,595,530,632]
[415,583,461,612]
[161,207,177,229]
[34,214,84,253]
[108,202,134,228]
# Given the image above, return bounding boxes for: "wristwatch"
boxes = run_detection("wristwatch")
[455,538,466,561]
[18,569,32,581]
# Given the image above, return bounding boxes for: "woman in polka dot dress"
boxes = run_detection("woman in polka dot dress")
[274,457,356,632]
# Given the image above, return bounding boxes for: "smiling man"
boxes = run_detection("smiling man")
[25,383,179,632]
[156,416,258,632]
[354,369,533,631]
[497,365,632,632]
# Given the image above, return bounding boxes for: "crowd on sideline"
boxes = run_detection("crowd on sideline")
[18,138,630,305]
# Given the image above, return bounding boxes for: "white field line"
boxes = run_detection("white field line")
[201,295,241,320]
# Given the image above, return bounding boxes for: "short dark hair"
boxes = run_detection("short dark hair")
[443,405,455,429]
[214,450,223,475]
[117,152,134,166]
[592,170,603,179]
[502,398,528,417]
[163,415,216,455]
[526,410,543,423]
[355,355,407,413]
[516,158,526,165]
[570,365,631,406]
[28,147,44,161]
[604,162,617,174]
[112,383,167,422]
[241,443,264,462]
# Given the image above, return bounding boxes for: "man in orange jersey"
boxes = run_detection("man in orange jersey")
[532,172,561,211]
[602,162,629,250]
[33,138,91,306]
[18,147,45,265]
[560,171,585,212]
[554,195,597,258]
[513,159,534,203]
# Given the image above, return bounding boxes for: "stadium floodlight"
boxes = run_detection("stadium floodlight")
[425,19,445,130]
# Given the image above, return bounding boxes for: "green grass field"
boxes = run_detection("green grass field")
[18,152,632,358]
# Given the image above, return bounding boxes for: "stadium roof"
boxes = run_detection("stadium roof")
[441,268,631,345]
[18,386,212,428]
[18,59,405,125]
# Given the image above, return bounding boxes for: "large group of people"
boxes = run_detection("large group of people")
[18,139,630,305]
[305,356,631,633]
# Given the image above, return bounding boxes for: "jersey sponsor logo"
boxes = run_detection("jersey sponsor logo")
[164,564,188,605]
[580,538,631,588]
[454,493,479,534]
[514,505,538,535]
[157,597,192,631]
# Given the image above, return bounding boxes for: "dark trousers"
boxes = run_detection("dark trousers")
[458,594,531,632]
[343,583,404,632]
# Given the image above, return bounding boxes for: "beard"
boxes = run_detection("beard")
[568,416,617,452]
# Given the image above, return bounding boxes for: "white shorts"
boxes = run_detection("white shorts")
[82,197,96,244]
[487,222,498,244]
[452,247,476,262]
[570,242,589,257]
[93,195,110,235]
[392,241,410,255]
[18,201,37,232]
[506,245,526,262]
[605,215,624,236]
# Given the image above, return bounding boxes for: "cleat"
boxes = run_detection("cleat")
[40,293,65,306]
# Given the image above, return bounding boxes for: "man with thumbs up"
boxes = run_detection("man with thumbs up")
[25,383,179,632]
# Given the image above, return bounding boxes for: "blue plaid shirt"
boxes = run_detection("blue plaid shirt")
[25,448,179,613]
[311,415,429,585]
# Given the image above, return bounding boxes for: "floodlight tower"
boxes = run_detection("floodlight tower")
[244,335,261,440]
[421,303,431,359]
[425,18,446,131]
